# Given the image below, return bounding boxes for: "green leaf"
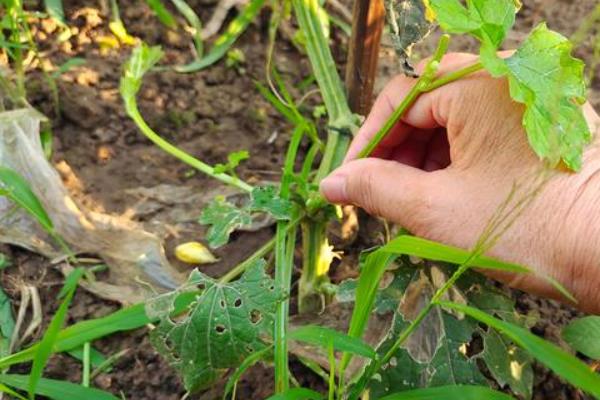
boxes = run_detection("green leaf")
[250,186,293,220]
[265,388,324,400]
[0,292,197,370]
[378,385,515,400]
[440,301,600,398]
[146,260,284,392]
[289,325,376,359]
[44,0,66,25]
[563,316,600,360]
[503,23,590,170]
[213,150,250,174]
[479,329,533,398]
[58,267,85,299]
[67,346,107,369]
[199,187,292,248]
[0,382,27,400]
[0,374,118,400]
[29,271,82,399]
[430,0,517,47]
[223,345,272,400]
[0,167,54,233]
[145,0,177,28]
[51,57,86,79]
[0,285,15,358]
[176,0,265,73]
[171,0,203,57]
[120,44,164,107]
[199,196,253,248]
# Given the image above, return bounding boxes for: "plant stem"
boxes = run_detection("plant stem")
[357,34,450,159]
[219,238,276,283]
[425,61,484,92]
[328,342,336,400]
[274,122,306,392]
[124,101,253,193]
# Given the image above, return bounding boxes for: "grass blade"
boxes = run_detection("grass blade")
[175,0,265,73]
[265,388,324,400]
[0,167,53,232]
[381,235,528,273]
[0,382,27,400]
[223,345,272,400]
[440,301,600,398]
[0,374,118,400]
[378,385,515,400]
[0,292,196,369]
[171,0,203,57]
[563,316,600,360]
[146,0,177,28]
[44,0,66,25]
[29,270,82,399]
[289,325,376,359]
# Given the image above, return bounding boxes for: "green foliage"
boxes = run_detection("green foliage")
[440,301,600,398]
[120,45,164,108]
[430,0,590,170]
[378,385,515,400]
[0,167,54,233]
[223,345,272,399]
[199,186,292,248]
[146,260,284,392]
[0,292,197,369]
[0,285,15,358]
[176,0,266,73]
[289,325,376,359]
[29,268,82,399]
[145,0,177,28]
[213,150,250,175]
[0,374,118,400]
[44,0,66,25]
[265,388,324,400]
[563,316,600,360]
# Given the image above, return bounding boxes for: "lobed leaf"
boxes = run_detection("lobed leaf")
[563,316,600,360]
[146,260,284,392]
[440,301,600,398]
[199,196,253,248]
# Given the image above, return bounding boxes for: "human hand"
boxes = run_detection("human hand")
[320,53,600,313]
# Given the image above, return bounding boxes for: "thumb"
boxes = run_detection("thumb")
[320,158,453,233]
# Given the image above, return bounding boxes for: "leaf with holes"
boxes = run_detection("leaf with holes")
[146,260,284,392]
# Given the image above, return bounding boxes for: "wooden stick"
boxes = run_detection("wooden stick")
[345,0,385,115]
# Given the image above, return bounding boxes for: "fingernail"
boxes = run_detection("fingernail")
[320,174,347,203]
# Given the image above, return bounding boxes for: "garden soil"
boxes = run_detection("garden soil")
[1,0,599,399]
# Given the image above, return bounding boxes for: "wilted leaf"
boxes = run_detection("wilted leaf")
[563,316,600,360]
[385,0,435,75]
[146,260,284,392]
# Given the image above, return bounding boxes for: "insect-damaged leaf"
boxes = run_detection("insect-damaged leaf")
[199,186,292,248]
[502,24,590,170]
[145,260,283,392]
[385,0,435,75]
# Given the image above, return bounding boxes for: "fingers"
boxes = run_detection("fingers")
[345,53,480,161]
[320,158,455,232]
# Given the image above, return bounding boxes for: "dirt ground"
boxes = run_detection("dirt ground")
[1,0,599,399]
